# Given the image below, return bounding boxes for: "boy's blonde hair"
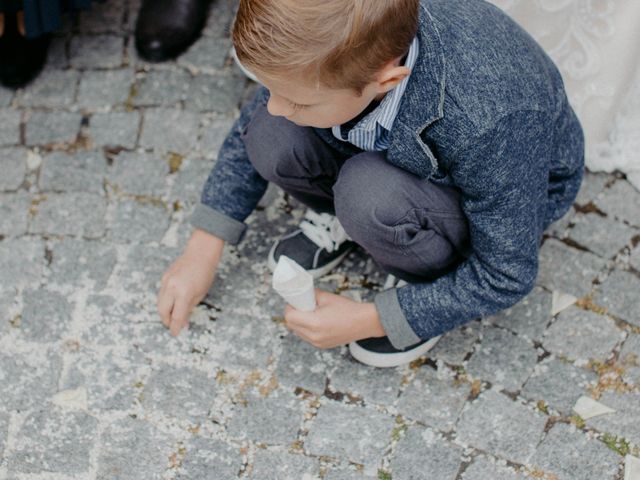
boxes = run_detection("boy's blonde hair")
[233,0,420,93]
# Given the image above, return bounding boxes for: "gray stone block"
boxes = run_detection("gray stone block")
[89,110,140,148]
[596,180,640,226]
[390,427,462,480]
[142,364,218,422]
[430,322,480,365]
[49,238,117,289]
[97,416,174,480]
[77,69,135,108]
[227,387,304,445]
[202,0,236,38]
[30,192,107,238]
[110,244,179,294]
[169,155,215,204]
[620,333,640,364]
[79,0,125,33]
[545,205,575,238]
[108,151,168,196]
[109,199,170,243]
[593,270,640,326]
[0,147,27,190]
[542,307,622,362]
[0,192,29,236]
[7,408,98,475]
[26,111,82,145]
[629,245,640,271]
[0,349,63,411]
[61,347,141,411]
[140,108,200,152]
[466,326,538,392]
[537,238,607,298]
[178,37,231,73]
[197,115,235,155]
[0,289,18,334]
[16,70,79,108]
[247,450,319,479]
[575,171,611,206]
[461,456,528,480]
[397,366,470,431]
[80,295,142,346]
[305,401,394,465]
[530,423,620,480]
[46,36,69,68]
[185,73,245,112]
[455,389,546,464]
[176,435,243,480]
[0,411,8,459]
[324,464,376,480]
[69,34,124,68]
[586,391,640,444]
[39,150,107,193]
[329,357,404,406]
[0,85,13,106]
[0,238,45,290]
[521,357,597,415]
[487,286,552,341]
[276,334,331,394]
[568,213,636,258]
[20,288,73,342]
[133,69,191,106]
[0,109,21,146]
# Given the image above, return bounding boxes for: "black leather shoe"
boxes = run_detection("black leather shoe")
[134,0,211,62]
[0,13,50,89]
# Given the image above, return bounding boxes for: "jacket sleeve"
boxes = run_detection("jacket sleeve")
[375,110,557,349]
[190,87,270,245]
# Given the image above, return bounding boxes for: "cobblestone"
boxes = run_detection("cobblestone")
[108,199,171,243]
[305,401,395,465]
[39,150,107,193]
[247,450,319,479]
[139,108,200,152]
[390,426,462,480]
[455,389,546,464]
[16,69,79,108]
[77,68,135,109]
[397,365,470,431]
[0,147,27,190]
[466,326,538,391]
[29,192,107,238]
[69,34,125,68]
[20,288,74,342]
[461,456,527,480]
[185,73,246,112]
[568,213,636,258]
[0,192,30,236]
[89,110,140,148]
[108,150,168,196]
[542,307,622,362]
[25,111,82,145]
[176,435,243,480]
[530,422,620,480]
[7,407,98,475]
[0,109,21,146]
[133,69,191,107]
[596,180,640,226]
[585,391,640,445]
[593,269,640,326]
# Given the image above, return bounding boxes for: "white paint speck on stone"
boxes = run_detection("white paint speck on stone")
[573,395,616,419]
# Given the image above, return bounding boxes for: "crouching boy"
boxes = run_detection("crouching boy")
[158,0,584,367]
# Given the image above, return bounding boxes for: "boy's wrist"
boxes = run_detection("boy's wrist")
[360,302,386,338]
[187,229,225,262]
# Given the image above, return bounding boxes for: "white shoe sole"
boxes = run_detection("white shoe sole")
[348,335,441,368]
[267,241,353,280]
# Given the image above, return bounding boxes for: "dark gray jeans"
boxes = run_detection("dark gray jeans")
[243,103,470,282]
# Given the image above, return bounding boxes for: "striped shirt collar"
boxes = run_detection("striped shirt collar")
[331,35,420,151]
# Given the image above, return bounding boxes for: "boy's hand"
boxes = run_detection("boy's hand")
[284,289,386,349]
[157,230,224,336]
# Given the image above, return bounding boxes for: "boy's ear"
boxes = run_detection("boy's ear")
[376,65,410,94]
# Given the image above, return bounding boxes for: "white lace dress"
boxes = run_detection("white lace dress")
[487,0,640,189]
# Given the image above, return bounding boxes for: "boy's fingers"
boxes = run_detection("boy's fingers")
[157,289,174,328]
[169,298,191,336]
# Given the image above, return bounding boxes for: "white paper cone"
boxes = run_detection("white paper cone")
[272,256,316,311]
[573,395,616,420]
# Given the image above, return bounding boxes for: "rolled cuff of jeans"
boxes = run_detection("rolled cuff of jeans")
[374,288,422,349]
[190,203,247,245]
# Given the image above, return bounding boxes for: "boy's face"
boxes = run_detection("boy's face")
[256,63,409,129]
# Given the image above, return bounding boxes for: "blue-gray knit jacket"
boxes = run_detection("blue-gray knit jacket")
[191,0,584,349]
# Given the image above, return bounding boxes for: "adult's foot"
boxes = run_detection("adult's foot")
[134,0,211,62]
[0,11,50,89]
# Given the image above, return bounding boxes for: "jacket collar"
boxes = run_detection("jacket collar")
[387,2,446,178]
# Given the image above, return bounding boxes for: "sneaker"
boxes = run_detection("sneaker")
[348,336,440,368]
[267,210,355,279]
[348,274,440,368]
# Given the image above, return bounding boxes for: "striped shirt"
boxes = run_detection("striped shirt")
[331,36,420,151]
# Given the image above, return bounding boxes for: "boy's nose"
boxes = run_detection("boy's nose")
[267,95,295,118]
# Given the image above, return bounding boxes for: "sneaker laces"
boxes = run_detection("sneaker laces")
[299,211,350,253]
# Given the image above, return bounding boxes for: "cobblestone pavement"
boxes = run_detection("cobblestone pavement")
[1,1,640,479]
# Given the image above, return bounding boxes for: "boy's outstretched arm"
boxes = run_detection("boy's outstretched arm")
[158,229,224,336]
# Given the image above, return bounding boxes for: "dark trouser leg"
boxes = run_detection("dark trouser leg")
[333,152,470,282]
[242,103,349,214]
